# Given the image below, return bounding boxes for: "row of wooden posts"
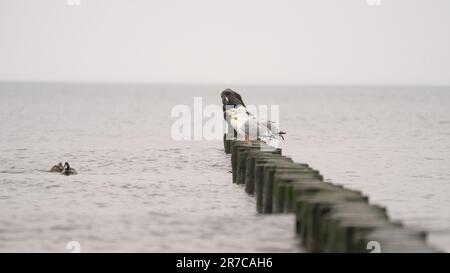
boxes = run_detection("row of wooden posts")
[224,135,438,253]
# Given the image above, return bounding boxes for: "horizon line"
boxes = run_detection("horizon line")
[1,80,449,89]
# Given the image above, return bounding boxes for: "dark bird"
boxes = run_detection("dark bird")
[61,162,77,176]
[221,88,246,109]
[221,88,247,137]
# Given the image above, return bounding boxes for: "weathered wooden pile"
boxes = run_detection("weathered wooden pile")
[224,136,438,253]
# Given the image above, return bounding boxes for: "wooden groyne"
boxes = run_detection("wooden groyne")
[223,136,438,253]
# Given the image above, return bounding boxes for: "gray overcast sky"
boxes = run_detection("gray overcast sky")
[0,0,449,85]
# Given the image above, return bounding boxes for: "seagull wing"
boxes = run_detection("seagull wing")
[250,117,286,141]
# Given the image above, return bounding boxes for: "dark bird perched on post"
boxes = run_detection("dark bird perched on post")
[221,88,246,111]
[221,88,246,137]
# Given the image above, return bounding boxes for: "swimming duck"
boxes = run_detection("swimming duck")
[50,162,64,172]
[61,162,77,176]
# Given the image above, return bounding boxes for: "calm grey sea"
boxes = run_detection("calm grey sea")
[0,83,449,252]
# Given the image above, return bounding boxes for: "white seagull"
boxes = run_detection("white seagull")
[225,106,285,146]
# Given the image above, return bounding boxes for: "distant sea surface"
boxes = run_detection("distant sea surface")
[0,83,449,252]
